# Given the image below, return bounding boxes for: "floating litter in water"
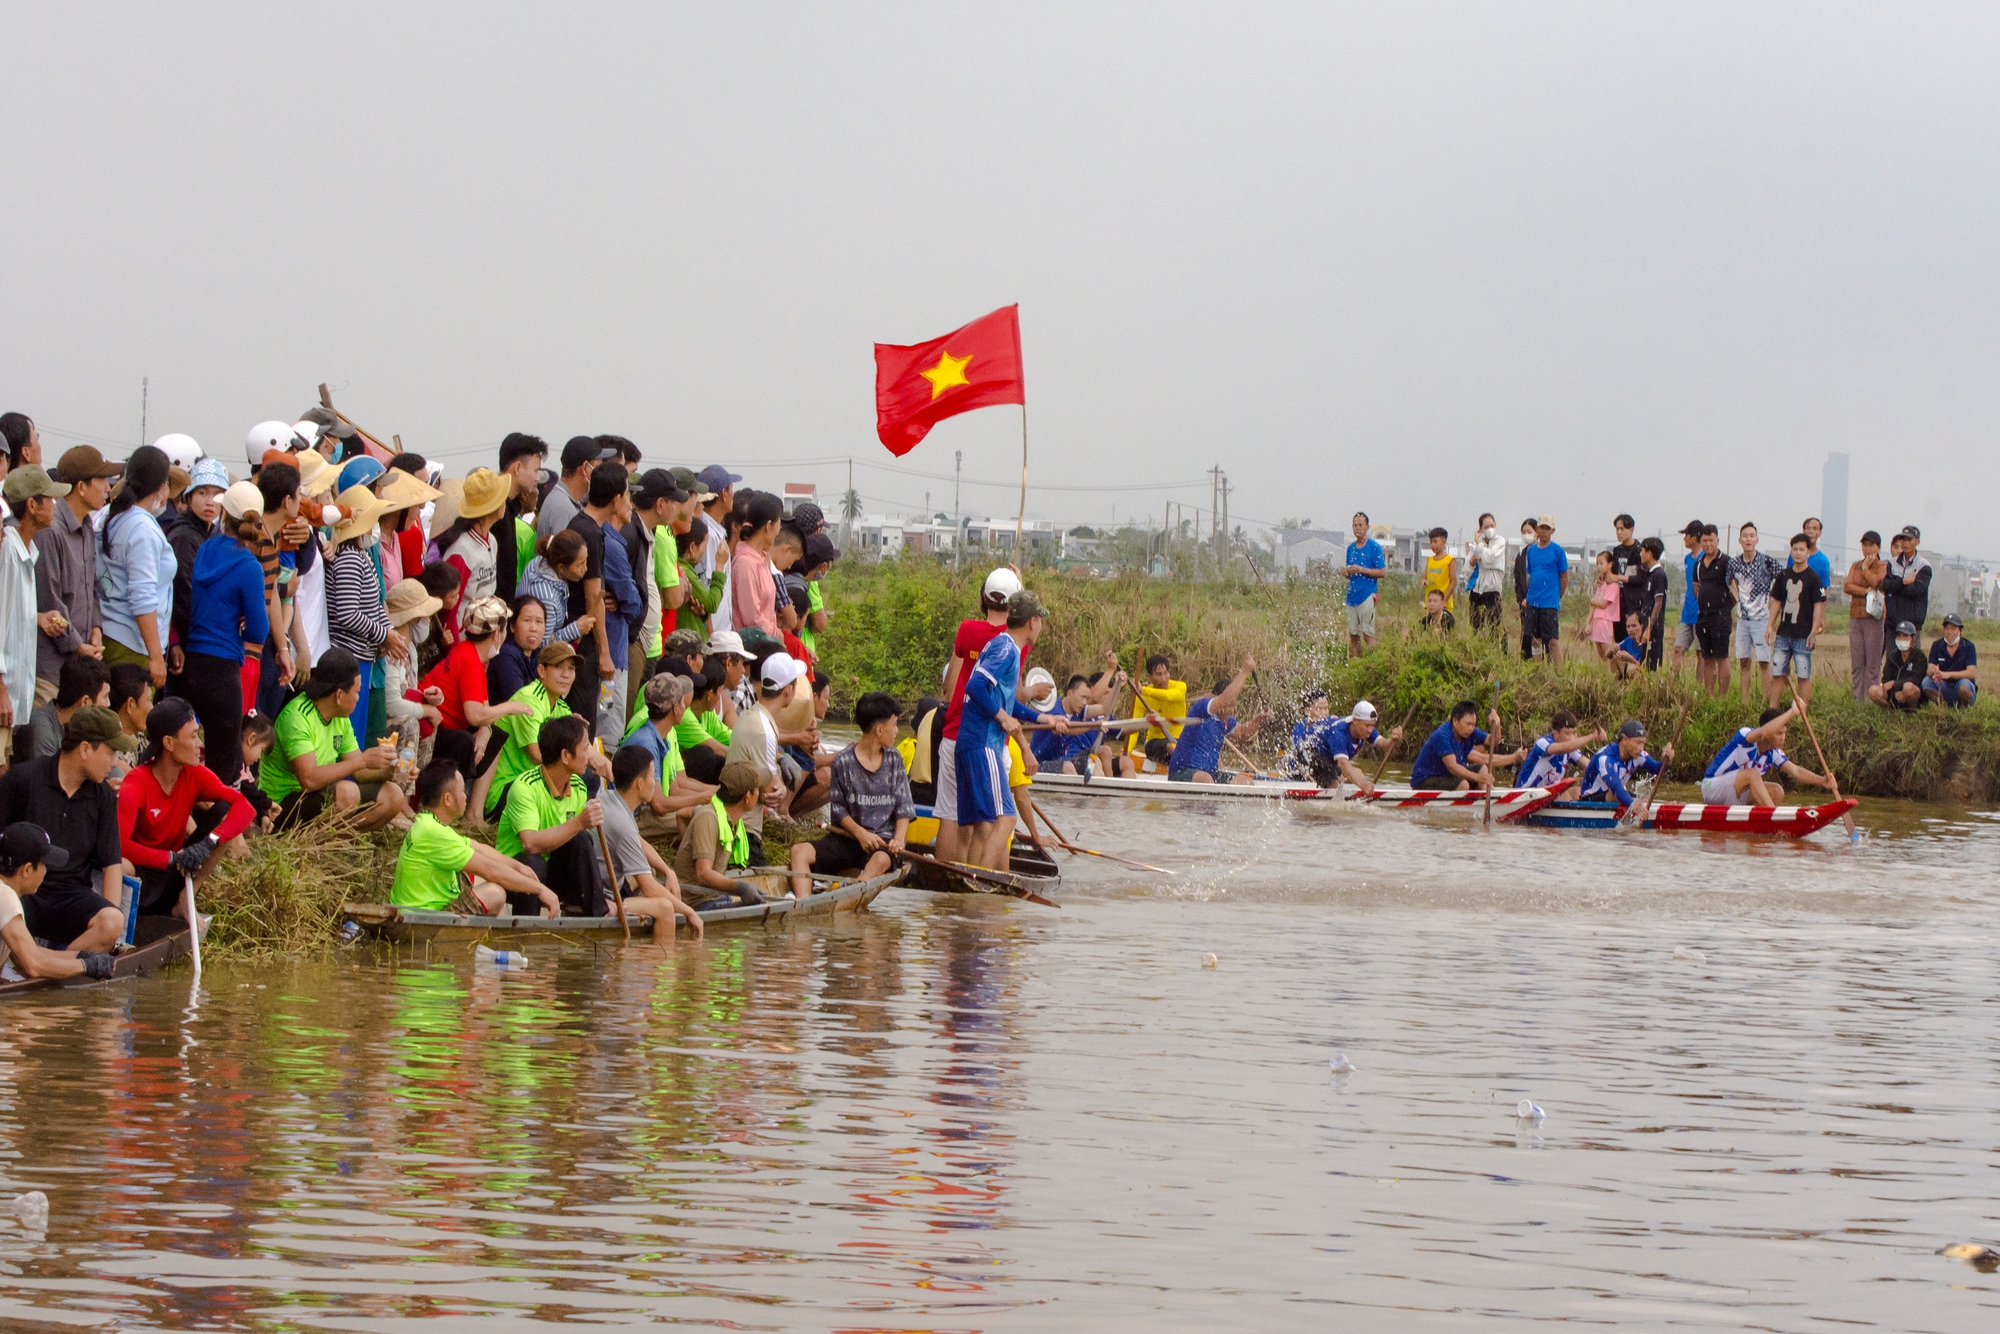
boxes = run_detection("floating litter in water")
[1328,1051,1355,1074]
[12,1192,47,1228]
[473,945,529,970]
[1201,953,1218,968]
[1940,1243,2000,1271]
[1672,946,1706,964]
[1515,1100,1545,1121]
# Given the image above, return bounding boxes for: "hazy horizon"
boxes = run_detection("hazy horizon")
[5,3,1997,559]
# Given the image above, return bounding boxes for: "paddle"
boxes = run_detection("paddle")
[182,874,202,982]
[896,847,1061,907]
[1794,697,1858,838]
[1619,713,1688,829]
[1369,699,1421,793]
[1483,684,1502,828]
[592,741,631,940]
[1022,714,1186,732]
[1031,800,1174,873]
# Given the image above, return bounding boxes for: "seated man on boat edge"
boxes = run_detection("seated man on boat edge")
[1700,704,1836,807]
[1578,720,1673,808]
[620,671,716,826]
[0,823,116,981]
[1296,698,1402,794]
[672,761,768,908]
[1410,701,1524,792]
[482,640,611,821]
[494,714,609,916]
[601,743,704,934]
[257,649,409,833]
[1517,710,1603,793]
[791,691,912,899]
[1168,657,1267,785]
[1027,665,1120,777]
[392,759,556,917]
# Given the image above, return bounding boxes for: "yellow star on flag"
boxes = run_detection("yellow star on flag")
[920,350,972,400]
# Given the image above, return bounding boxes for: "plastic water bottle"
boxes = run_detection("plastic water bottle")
[12,1192,47,1229]
[337,920,363,946]
[1516,1100,1545,1122]
[1329,1051,1355,1074]
[473,945,528,970]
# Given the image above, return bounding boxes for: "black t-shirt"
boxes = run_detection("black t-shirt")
[0,756,121,897]
[1611,542,1644,617]
[1882,647,1927,689]
[1768,566,1825,639]
[565,513,606,621]
[1692,552,1731,615]
[1637,564,1670,629]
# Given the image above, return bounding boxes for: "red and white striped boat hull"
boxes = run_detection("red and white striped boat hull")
[1356,778,1574,818]
[1638,798,1857,834]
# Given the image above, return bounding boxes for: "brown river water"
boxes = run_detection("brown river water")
[1,788,1996,1331]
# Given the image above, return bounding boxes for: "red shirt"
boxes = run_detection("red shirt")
[941,617,1008,740]
[421,639,489,732]
[118,762,255,869]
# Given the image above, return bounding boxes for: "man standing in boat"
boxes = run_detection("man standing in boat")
[933,567,1019,862]
[957,590,1071,872]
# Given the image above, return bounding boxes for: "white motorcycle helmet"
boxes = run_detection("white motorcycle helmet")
[151,433,201,470]
[246,420,299,466]
[981,566,1022,609]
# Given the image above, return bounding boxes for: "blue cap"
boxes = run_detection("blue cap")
[698,464,742,493]
[338,456,385,492]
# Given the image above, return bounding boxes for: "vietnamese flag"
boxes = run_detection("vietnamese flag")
[873,305,1024,456]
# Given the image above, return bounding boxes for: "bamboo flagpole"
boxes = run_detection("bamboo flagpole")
[1016,403,1028,563]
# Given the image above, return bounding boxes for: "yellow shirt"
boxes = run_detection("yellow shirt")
[1126,680,1188,752]
[1423,551,1456,611]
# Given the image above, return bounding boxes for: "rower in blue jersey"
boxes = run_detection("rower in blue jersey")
[1295,698,1402,793]
[1700,703,1835,806]
[1516,709,1605,791]
[1578,719,1672,807]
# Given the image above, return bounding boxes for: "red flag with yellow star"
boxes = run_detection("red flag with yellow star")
[873,305,1024,456]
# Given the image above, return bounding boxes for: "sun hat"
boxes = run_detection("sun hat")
[151,433,201,470]
[460,595,512,638]
[220,481,266,519]
[187,458,230,495]
[386,577,444,627]
[3,465,70,505]
[1352,699,1378,722]
[167,464,192,499]
[981,566,1022,609]
[337,456,385,493]
[704,630,754,660]
[1024,666,1058,712]
[760,652,806,693]
[64,705,140,753]
[538,640,578,668]
[54,446,125,483]
[289,447,336,496]
[456,467,508,520]
[377,468,440,513]
[331,483,390,541]
[303,648,362,699]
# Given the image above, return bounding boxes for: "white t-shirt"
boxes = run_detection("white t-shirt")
[0,883,22,973]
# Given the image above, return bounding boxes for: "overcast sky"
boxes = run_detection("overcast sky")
[5,3,1997,559]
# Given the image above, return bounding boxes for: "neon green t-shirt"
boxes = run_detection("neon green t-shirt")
[647,523,681,658]
[672,708,731,752]
[487,680,571,813]
[389,812,476,909]
[260,692,358,803]
[496,769,590,859]
[799,580,824,658]
[514,517,537,583]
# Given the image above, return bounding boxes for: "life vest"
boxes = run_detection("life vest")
[710,795,750,869]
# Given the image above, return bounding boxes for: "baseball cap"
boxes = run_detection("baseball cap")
[560,436,618,471]
[760,652,806,692]
[792,502,826,535]
[1352,700,1378,722]
[1008,589,1047,621]
[0,823,68,875]
[538,640,578,668]
[2,465,71,506]
[1895,620,1917,635]
[981,566,1022,608]
[737,626,783,658]
[631,468,688,509]
[662,628,706,658]
[303,648,362,699]
[1899,525,1922,542]
[1943,613,1964,628]
[1535,514,1555,531]
[65,705,141,753]
[804,532,840,567]
[298,405,356,439]
[668,466,716,502]
[1681,520,1705,538]
[54,446,126,483]
[697,465,742,495]
[1618,719,1647,739]
[704,630,754,660]
[220,481,266,519]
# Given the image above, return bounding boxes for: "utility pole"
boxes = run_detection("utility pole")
[953,450,962,571]
[140,376,148,447]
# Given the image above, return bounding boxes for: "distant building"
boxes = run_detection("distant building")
[782,483,818,516]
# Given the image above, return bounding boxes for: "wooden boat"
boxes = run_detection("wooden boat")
[898,814,1062,900]
[1354,777,1576,819]
[1029,771,1337,802]
[1518,797,1858,835]
[340,866,904,945]
[0,915,194,997]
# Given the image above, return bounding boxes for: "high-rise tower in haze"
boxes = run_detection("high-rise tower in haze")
[1821,452,1850,569]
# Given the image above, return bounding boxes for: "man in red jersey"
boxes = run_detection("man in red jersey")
[933,568,1021,862]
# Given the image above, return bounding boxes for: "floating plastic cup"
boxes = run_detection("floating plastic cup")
[1672,945,1706,964]
[473,945,528,970]
[1516,1100,1545,1121]
[1201,953,1218,969]
[13,1192,47,1229]
[1328,1051,1355,1074]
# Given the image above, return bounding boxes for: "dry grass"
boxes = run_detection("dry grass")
[199,815,400,959]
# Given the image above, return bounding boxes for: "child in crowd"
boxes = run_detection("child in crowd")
[1588,550,1620,660]
[236,714,278,832]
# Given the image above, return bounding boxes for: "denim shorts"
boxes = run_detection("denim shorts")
[1771,634,1813,678]
[1733,614,1771,662]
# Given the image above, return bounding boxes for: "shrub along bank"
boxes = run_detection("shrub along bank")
[815,556,2000,803]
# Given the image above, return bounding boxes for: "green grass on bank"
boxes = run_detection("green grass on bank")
[815,555,2000,803]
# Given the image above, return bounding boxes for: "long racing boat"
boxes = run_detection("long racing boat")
[1517,798,1858,835]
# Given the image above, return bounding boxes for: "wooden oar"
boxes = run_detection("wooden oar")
[1620,713,1689,829]
[317,384,397,461]
[1370,699,1421,791]
[897,848,1061,907]
[593,741,631,940]
[1030,802,1173,874]
[182,874,202,982]
[1022,714,1185,732]
[1794,698,1858,837]
[1483,686,1502,828]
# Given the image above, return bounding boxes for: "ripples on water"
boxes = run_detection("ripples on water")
[1,794,1997,1330]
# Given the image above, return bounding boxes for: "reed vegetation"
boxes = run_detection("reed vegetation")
[197,815,399,959]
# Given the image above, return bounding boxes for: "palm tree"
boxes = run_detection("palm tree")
[840,487,862,546]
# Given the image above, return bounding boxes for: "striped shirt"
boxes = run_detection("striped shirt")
[517,557,586,648]
[326,543,389,661]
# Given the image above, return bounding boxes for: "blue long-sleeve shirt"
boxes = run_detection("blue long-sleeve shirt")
[602,525,643,671]
[1580,746,1661,806]
[960,631,1039,755]
[99,506,177,656]
[184,535,270,662]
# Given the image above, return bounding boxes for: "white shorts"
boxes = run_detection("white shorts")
[1345,597,1376,637]
[1732,614,1770,662]
[934,737,958,821]
[1702,773,1750,804]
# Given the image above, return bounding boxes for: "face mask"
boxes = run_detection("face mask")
[1896,638,1912,653]
[1482,528,1495,540]
[361,531,380,549]
[410,620,431,644]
